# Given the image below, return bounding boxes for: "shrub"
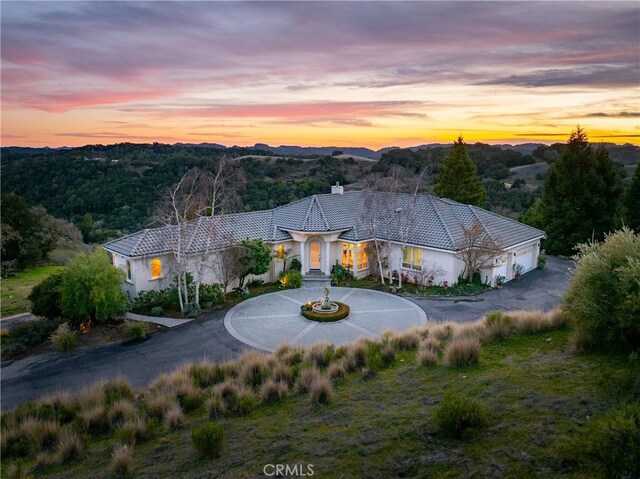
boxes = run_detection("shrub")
[150,306,164,316]
[191,422,225,458]
[445,337,481,367]
[237,389,257,415]
[239,353,269,389]
[112,443,133,478]
[189,362,223,388]
[125,320,148,340]
[107,399,138,427]
[79,406,108,436]
[117,417,148,445]
[21,418,59,454]
[327,363,345,381]
[418,348,438,367]
[280,269,303,289]
[180,391,204,413]
[309,376,333,405]
[199,283,223,306]
[289,258,302,271]
[272,363,294,385]
[103,378,134,406]
[564,228,640,351]
[391,328,421,350]
[132,288,179,313]
[305,342,334,369]
[61,249,130,328]
[259,379,288,404]
[182,302,201,318]
[564,402,640,478]
[50,323,78,352]
[164,404,184,430]
[205,396,227,419]
[29,272,64,319]
[434,392,488,439]
[484,311,514,340]
[56,428,83,462]
[146,395,173,420]
[5,319,62,357]
[344,341,368,371]
[297,367,321,393]
[366,342,394,371]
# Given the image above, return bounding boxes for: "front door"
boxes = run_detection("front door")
[310,241,321,270]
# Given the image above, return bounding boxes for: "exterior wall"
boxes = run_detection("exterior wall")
[386,243,460,286]
[485,238,542,286]
[110,252,175,298]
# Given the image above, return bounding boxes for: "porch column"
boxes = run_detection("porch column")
[299,240,306,276]
[324,241,331,275]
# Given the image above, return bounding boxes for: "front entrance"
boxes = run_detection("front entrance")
[310,241,321,270]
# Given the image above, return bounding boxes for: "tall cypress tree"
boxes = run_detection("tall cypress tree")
[434,137,485,206]
[539,127,622,255]
[623,165,640,232]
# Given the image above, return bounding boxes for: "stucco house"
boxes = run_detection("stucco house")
[104,184,545,298]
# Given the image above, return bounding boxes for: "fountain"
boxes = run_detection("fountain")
[312,286,339,314]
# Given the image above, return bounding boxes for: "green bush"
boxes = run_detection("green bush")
[564,402,640,478]
[183,302,201,318]
[289,258,302,271]
[28,272,64,319]
[150,306,164,316]
[280,270,302,289]
[125,320,148,340]
[434,392,488,439]
[191,422,225,458]
[3,318,62,357]
[132,287,179,313]
[50,323,78,352]
[564,228,640,351]
[199,283,223,306]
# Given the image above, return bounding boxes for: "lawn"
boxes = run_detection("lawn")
[9,326,638,478]
[0,266,63,318]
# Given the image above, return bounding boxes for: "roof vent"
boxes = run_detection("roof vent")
[331,182,344,195]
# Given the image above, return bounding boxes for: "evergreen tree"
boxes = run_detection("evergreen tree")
[623,165,640,232]
[434,137,485,206]
[539,127,622,255]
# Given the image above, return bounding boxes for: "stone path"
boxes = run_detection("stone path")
[125,312,192,328]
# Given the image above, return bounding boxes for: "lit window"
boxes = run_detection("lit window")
[357,243,369,269]
[277,244,285,259]
[341,243,354,268]
[151,258,162,279]
[126,260,132,281]
[402,247,422,270]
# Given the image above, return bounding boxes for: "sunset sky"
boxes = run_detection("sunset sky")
[2,1,639,148]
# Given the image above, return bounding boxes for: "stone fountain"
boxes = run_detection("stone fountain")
[312,286,339,314]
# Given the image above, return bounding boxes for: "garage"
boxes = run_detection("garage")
[513,245,536,272]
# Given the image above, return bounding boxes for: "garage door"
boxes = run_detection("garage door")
[493,256,508,284]
[514,246,535,272]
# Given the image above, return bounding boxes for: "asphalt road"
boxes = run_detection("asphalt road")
[1,257,572,410]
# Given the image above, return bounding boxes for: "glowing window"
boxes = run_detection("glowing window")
[151,258,162,279]
[357,243,369,269]
[277,244,285,259]
[402,247,422,270]
[341,243,354,268]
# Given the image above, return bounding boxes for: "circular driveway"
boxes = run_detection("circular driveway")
[224,287,427,352]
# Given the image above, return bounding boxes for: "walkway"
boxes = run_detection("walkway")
[126,312,192,328]
[224,287,427,352]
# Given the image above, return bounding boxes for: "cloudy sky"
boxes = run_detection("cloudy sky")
[2,1,639,148]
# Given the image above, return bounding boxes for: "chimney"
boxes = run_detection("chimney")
[331,182,344,194]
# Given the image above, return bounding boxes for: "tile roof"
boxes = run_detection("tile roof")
[104,190,545,257]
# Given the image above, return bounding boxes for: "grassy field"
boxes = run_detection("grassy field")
[0,266,63,318]
[7,323,638,479]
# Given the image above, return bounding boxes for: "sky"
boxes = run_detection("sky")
[1,1,639,149]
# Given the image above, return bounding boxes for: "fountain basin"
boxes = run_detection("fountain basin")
[301,301,350,323]
[312,301,339,314]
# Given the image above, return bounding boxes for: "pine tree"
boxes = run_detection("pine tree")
[434,137,485,206]
[539,127,622,255]
[623,165,640,232]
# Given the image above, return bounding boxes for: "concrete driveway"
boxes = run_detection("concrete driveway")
[0,256,572,410]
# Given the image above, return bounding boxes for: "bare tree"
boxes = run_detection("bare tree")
[212,239,247,296]
[412,261,445,292]
[455,220,504,281]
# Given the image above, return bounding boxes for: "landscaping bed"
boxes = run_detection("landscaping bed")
[300,301,350,322]
[341,275,491,297]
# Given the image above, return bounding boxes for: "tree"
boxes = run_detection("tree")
[538,127,622,255]
[213,243,247,296]
[28,271,64,319]
[238,238,271,288]
[60,249,129,328]
[434,137,486,206]
[623,165,640,232]
[456,220,504,281]
[80,213,93,243]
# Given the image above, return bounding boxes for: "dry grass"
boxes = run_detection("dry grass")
[107,399,139,427]
[272,362,294,385]
[420,337,441,353]
[164,403,184,430]
[189,361,222,388]
[327,362,346,381]
[305,342,334,368]
[259,378,288,404]
[309,376,333,405]
[79,405,107,435]
[78,383,104,411]
[56,427,83,462]
[213,380,239,402]
[445,336,481,367]
[297,367,321,393]
[511,308,569,334]
[418,348,439,367]
[343,341,368,372]
[145,394,174,420]
[430,323,454,342]
[238,352,270,388]
[453,322,484,340]
[112,443,133,478]
[118,417,148,445]
[205,395,227,419]
[21,418,59,453]
[390,328,421,350]
[102,377,134,406]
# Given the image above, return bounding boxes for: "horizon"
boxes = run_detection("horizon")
[2,2,639,148]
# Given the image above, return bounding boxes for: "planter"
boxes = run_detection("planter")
[537,262,545,270]
[301,302,350,322]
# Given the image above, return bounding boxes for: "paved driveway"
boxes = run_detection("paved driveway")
[0,257,572,410]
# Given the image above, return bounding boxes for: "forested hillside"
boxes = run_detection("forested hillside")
[2,141,637,242]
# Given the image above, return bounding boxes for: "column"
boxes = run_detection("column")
[299,240,306,276]
[324,241,331,275]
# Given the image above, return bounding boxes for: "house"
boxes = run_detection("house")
[103,184,545,297]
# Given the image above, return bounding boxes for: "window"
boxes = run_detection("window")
[150,258,162,279]
[341,243,354,269]
[402,247,422,270]
[277,244,285,259]
[125,260,132,282]
[357,243,369,269]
